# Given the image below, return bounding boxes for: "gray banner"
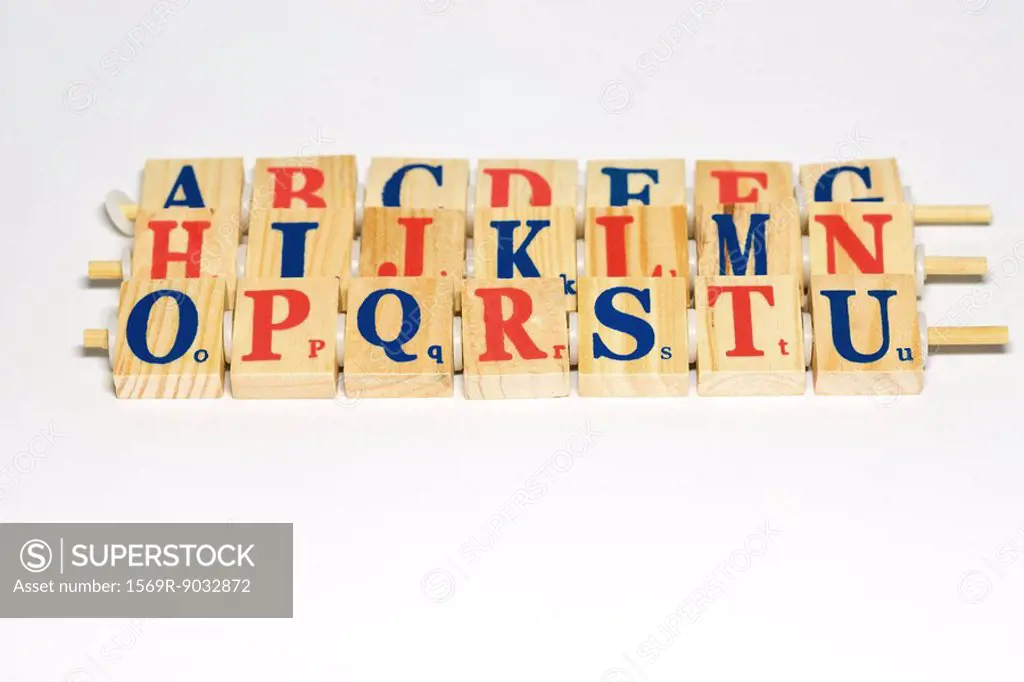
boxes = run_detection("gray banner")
[0,523,292,618]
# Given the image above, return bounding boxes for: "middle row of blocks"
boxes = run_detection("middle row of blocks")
[111,201,948,312]
[109,274,925,400]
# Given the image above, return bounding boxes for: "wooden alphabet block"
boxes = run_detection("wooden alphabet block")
[473,206,577,309]
[694,160,794,205]
[694,275,805,396]
[343,278,455,398]
[809,274,923,396]
[584,205,689,281]
[693,161,795,241]
[475,159,578,209]
[461,279,570,399]
[139,158,245,216]
[359,207,465,313]
[697,204,803,288]
[578,277,690,397]
[585,159,685,208]
[360,208,465,279]
[131,208,239,305]
[245,208,355,283]
[800,158,903,203]
[230,277,340,399]
[250,155,357,213]
[113,278,226,399]
[364,158,469,210]
[807,203,914,276]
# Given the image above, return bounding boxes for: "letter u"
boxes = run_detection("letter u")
[818,289,897,363]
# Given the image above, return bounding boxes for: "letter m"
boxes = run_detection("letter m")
[712,212,769,276]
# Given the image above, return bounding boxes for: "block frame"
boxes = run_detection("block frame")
[364,157,469,211]
[113,278,226,399]
[585,159,686,208]
[809,274,923,396]
[230,277,340,399]
[461,279,570,399]
[799,158,903,203]
[578,277,690,397]
[694,275,806,396]
[472,206,577,310]
[584,205,689,283]
[343,277,456,398]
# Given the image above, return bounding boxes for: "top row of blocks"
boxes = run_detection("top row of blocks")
[141,157,906,215]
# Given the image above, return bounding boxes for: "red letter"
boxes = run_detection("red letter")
[308,339,326,358]
[241,289,311,361]
[594,214,633,276]
[377,216,430,276]
[267,167,327,209]
[814,213,891,274]
[147,219,210,278]
[709,170,769,203]
[483,168,552,207]
[474,287,547,361]
[706,285,775,357]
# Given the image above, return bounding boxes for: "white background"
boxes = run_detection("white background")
[1,0,1022,680]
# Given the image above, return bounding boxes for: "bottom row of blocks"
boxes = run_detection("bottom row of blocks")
[108,274,924,399]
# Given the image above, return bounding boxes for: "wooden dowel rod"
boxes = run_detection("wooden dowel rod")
[83,329,109,350]
[923,256,988,277]
[928,326,1009,347]
[122,204,138,221]
[88,260,123,280]
[913,204,992,225]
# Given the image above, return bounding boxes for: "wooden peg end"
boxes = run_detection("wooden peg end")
[928,326,1009,347]
[83,329,109,350]
[122,204,139,221]
[923,256,988,277]
[913,204,992,225]
[88,260,124,280]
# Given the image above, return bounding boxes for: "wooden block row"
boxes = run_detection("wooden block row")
[115,200,927,313]
[135,157,906,215]
[130,157,911,229]
[107,274,930,399]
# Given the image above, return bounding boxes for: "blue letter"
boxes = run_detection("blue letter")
[818,288,897,363]
[491,220,547,278]
[427,345,444,364]
[382,164,443,207]
[592,287,655,361]
[814,165,882,202]
[164,164,206,209]
[126,290,198,364]
[713,213,769,276]
[356,289,421,362]
[602,168,659,206]
[271,222,319,277]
